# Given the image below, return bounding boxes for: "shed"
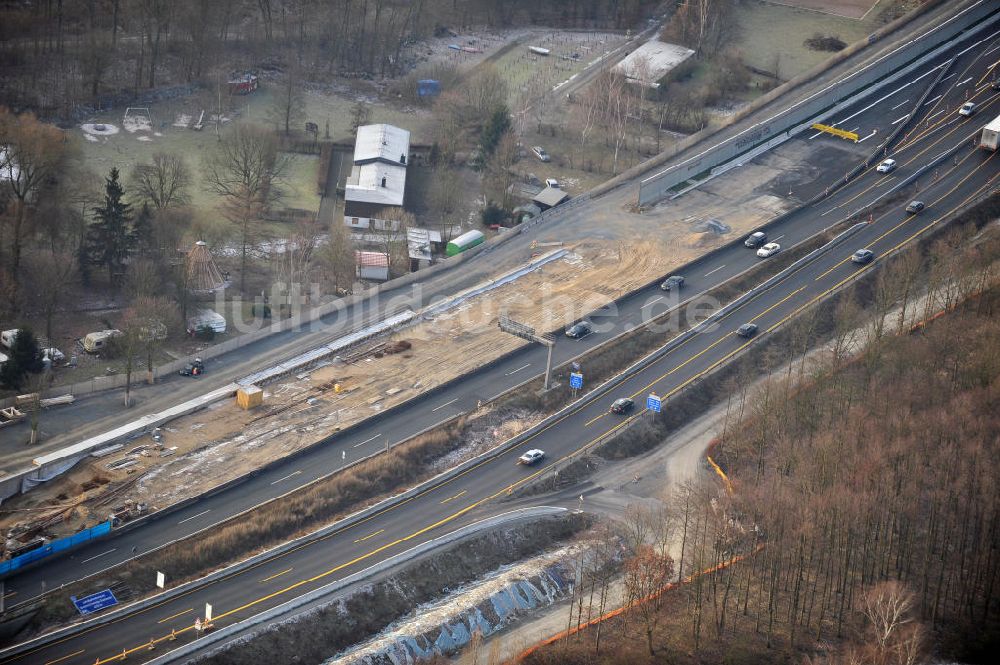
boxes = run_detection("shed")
[446,230,485,257]
[532,186,570,211]
[237,385,264,410]
[355,250,390,281]
[83,330,123,353]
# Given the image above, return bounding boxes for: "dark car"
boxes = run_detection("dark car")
[905,200,925,214]
[179,358,205,376]
[660,275,685,292]
[851,248,875,265]
[737,323,758,338]
[610,397,635,414]
[565,321,592,338]
[744,231,767,248]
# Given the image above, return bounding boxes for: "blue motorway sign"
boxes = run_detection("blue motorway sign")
[71,588,118,615]
[569,372,583,390]
[646,393,662,413]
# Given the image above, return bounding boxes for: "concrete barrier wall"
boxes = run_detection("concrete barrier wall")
[634,0,992,205]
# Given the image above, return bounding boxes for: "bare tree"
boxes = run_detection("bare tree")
[314,219,355,296]
[372,207,412,277]
[132,152,192,209]
[483,131,519,211]
[203,124,289,291]
[273,66,306,135]
[28,250,77,342]
[0,108,66,288]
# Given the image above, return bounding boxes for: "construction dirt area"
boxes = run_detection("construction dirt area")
[0,154,796,541]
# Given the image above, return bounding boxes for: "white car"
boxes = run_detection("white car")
[545,178,560,188]
[876,158,896,173]
[756,242,781,258]
[517,449,545,465]
[959,102,977,117]
[42,347,65,362]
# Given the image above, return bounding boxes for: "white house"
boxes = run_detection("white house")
[344,124,410,230]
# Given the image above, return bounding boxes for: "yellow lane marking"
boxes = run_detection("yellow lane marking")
[748,287,804,323]
[260,568,293,583]
[584,411,608,427]
[43,650,84,665]
[70,171,1000,665]
[354,529,384,543]
[815,147,989,282]
[779,175,998,336]
[440,490,466,505]
[156,607,193,624]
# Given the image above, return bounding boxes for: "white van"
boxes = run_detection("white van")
[83,330,122,353]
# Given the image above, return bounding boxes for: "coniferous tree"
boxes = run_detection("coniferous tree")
[86,168,133,286]
[0,326,42,390]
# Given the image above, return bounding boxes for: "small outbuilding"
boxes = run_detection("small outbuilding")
[355,250,390,281]
[532,186,570,211]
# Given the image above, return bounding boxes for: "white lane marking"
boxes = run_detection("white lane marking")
[270,470,302,485]
[505,363,531,376]
[704,265,726,277]
[353,433,381,448]
[927,109,945,120]
[178,509,211,525]
[820,208,836,217]
[941,73,957,81]
[986,45,1000,56]
[848,126,860,133]
[647,295,664,305]
[81,549,117,564]
[890,99,910,111]
[891,115,909,125]
[956,77,973,86]
[923,94,943,106]
[772,235,784,242]
[812,64,945,139]
[432,397,459,412]
[857,131,878,143]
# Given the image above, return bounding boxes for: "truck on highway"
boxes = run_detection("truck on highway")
[979,114,1000,150]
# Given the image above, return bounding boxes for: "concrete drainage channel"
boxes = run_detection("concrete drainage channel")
[145,507,568,664]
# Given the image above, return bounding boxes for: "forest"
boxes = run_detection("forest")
[0,0,656,119]
[522,213,1000,665]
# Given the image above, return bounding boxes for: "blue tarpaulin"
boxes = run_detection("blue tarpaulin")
[0,520,112,577]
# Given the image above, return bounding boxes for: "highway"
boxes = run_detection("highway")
[3,23,1000,665]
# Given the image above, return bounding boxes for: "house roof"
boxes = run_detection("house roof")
[532,186,570,208]
[353,124,411,165]
[355,250,389,267]
[345,162,407,207]
[613,40,695,84]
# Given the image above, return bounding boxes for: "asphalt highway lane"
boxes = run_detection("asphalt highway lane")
[4,25,1000,665]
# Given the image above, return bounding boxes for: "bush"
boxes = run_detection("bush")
[481,201,507,226]
[804,33,847,52]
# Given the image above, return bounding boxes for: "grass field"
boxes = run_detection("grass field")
[732,0,897,78]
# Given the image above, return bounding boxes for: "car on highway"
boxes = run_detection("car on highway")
[517,449,545,465]
[876,158,896,173]
[610,397,635,414]
[565,321,592,338]
[532,146,551,162]
[959,102,978,117]
[905,200,925,214]
[756,242,781,258]
[851,248,875,265]
[660,275,685,291]
[179,357,205,376]
[744,231,767,248]
[737,323,758,338]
